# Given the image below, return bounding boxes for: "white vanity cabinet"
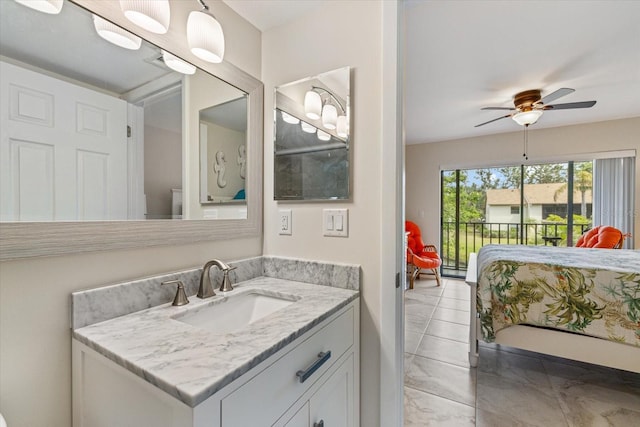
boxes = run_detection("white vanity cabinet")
[72,300,359,427]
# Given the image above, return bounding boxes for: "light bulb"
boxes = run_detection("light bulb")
[93,15,142,50]
[120,0,170,34]
[301,122,316,134]
[322,104,338,130]
[14,0,63,14]
[304,91,321,120]
[187,11,225,63]
[317,130,331,141]
[162,50,196,75]
[336,115,348,138]
[281,111,300,124]
[512,110,543,126]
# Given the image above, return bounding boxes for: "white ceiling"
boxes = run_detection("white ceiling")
[224,0,640,145]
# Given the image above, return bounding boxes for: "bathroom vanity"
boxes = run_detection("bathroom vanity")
[71,258,360,427]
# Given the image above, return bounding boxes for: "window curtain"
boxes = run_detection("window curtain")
[593,157,635,249]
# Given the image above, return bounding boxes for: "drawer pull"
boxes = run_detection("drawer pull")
[296,351,331,383]
[314,421,324,427]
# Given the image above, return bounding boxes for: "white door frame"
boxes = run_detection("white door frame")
[380,1,405,425]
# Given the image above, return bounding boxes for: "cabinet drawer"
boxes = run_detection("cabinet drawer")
[221,306,354,426]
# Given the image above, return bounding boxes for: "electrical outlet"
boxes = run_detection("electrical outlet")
[278,209,292,235]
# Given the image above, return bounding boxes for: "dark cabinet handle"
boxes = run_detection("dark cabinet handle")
[296,351,331,383]
[313,421,324,427]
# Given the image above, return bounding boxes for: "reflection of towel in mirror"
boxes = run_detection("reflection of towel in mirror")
[214,151,226,188]
[233,189,245,200]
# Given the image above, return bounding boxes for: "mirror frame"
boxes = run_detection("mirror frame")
[0,0,263,260]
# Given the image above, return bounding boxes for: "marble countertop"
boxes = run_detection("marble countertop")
[73,277,359,407]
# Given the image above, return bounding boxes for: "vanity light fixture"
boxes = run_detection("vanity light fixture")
[120,0,171,34]
[161,50,196,75]
[93,15,142,50]
[14,0,63,14]
[317,130,331,141]
[301,122,316,134]
[187,0,225,63]
[304,91,322,120]
[281,111,300,125]
[305,86,346,132]
[336,115,348,138]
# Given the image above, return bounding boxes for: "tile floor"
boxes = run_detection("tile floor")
[403,276,640,426]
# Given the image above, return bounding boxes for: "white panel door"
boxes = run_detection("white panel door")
[0,60,128,221]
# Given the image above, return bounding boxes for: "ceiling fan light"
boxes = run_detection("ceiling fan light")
[304,91,322,120]
[187,10,225,63]
[301,122,316,134]
[120,0,170,34]
[512,110,543,126]
[14,0,63,14]
[93,15,142,50]
[161,50,196,75]
[317,130,331,141]
[322,104,338,130]
[336,115,348,138]
[281,111,300,124]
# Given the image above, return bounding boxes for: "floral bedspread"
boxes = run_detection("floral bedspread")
[477,244,640,347]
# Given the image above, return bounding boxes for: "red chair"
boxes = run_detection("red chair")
[576,225,626,249]
[406,220,442,288]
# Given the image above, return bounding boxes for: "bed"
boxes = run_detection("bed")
[466,244,640,373]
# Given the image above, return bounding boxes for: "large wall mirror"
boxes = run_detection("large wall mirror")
[0,0,263,259]
[274,67,350,201]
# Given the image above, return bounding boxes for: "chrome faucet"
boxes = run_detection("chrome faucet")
[198,259,237,298]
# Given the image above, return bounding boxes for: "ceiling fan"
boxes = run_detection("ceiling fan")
[475,88,596,128]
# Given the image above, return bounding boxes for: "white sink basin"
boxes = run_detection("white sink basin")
[173,292,296,334]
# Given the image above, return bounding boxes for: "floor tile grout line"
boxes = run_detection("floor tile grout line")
[407,351,476,373]
[403,384,477,411]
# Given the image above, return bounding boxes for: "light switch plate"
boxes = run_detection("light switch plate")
[278,209,292,235]
[323,209,348,237]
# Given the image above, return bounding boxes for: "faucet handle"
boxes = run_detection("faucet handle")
[162,280,190,306]
[218,267,236,292]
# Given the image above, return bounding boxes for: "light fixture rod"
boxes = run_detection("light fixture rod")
[311,86,346,113]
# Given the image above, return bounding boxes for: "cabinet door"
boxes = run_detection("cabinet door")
[281,402,309,427]
[309,355,354,427]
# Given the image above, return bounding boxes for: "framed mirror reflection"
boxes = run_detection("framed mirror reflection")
[0,0,263,260]
[0,0,251,221]
[274,67,350,201]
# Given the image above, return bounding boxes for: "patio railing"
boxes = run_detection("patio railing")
[441,221,592,274]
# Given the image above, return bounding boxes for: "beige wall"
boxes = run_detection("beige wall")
[0,1,262,426]
[262,2,397,425]
[406,117,640,249]
[144,125,182,218]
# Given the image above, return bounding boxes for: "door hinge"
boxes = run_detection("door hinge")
[127,125,132,137]
[395,272,400,289]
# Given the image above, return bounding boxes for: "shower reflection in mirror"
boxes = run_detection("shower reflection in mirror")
[274,67,350,201]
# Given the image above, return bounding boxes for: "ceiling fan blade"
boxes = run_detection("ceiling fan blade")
[540,87,574,105]
[544,100,597,110]
[481,107,515,111]
[475,114,512,127]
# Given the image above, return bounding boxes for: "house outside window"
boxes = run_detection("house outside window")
[510,206,520,215]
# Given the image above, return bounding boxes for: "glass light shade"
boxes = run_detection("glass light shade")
[187,11,225,63]
[322,104,338,130]
[120,0,170,34]
[512,110,543,126]
[336,115,348,138]
[317,130,331,141]
[281,111,300,124]
[301,122,316,134]
[161,50,196,75]
[93,15,142,50]
[304,91,322,120]
[14,0,63,14]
